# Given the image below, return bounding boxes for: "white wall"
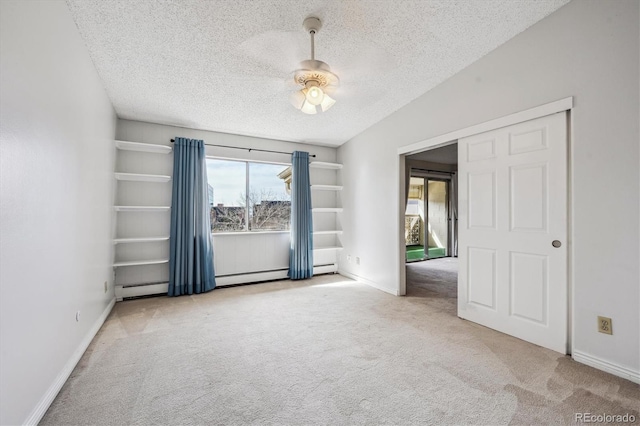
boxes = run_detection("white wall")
[116,120,339,287]
[0,1,117,424]
[117,119,337,165]
[338,0,639,378]
[116,119,337,163]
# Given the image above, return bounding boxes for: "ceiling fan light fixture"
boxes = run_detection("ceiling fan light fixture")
[304,81,324,106]
[291,17,339,114]
[300,99,317,115]
[320,94,336,112]
[290,90,306,110]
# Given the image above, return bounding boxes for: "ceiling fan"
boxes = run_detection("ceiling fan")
[289,17,340,114]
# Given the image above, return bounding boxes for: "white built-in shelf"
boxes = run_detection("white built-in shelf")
[313,246,344,251]
[313,230,343,235]
[310,161,343,170]
[115,173,171,183]
[311,185,343,191]
[312,208,343,213]
[113,206,171,212]
[113,259,169,268]
[113,237,170,244]
[115,140,172,154]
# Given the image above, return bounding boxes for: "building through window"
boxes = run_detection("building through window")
[206,159,291,232]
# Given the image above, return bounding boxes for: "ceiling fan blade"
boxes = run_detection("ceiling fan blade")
[238,30,305,77]
[331,38,399,83]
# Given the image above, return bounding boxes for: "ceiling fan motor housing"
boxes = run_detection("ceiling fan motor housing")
[294,60,338,89]
[303,17,322,34]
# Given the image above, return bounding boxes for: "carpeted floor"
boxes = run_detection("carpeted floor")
[406,257,459,317]
[42,271,639,425]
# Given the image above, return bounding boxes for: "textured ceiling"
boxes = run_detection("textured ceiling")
[66,0,569,146]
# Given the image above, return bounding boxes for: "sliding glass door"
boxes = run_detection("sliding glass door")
[425,179,448,259]
[405,173,453,262]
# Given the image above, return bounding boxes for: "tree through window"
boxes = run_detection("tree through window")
[206,159,291,232]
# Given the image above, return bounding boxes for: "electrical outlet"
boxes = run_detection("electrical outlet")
[75,311,81,322]
[597,316,612,335]
[356,257,360,265]
[104,281,108,293]
[347,255,351,263]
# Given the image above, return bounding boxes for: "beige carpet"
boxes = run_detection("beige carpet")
[42,270,639,425]
[406,257,458,298]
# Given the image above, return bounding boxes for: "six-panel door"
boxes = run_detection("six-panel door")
[458,112,568,353]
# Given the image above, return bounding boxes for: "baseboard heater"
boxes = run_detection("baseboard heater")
[115,263,337,301]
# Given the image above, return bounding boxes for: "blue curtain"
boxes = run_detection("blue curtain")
[168,137,216,296]
[288,151,314,279]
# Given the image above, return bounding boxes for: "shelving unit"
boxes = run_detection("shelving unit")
[113,237,170,244]
[113,259,169,268]
[310,159,343,273]
[115,172,171,183]
[312,208,343,213]
[311,185,343,191]
[113,140,172,301]
[114,206,171,212]
[310,161,343,170]
[115,140,172,154]
[313,230,343,235]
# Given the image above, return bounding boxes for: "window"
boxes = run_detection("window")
[248,162,291,231]
[206,159,291,232]
[207,159,246,232]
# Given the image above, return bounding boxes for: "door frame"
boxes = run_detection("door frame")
[397,97,574,353]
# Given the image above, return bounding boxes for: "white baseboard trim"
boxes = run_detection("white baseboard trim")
[23,297,116,425]
[338,269,398,296]
[572,350,640,384]
[215,265,337,286]
[216,270,288,286]
[116,282,168,300]
[115,265,338,300]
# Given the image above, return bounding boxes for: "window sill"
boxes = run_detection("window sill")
[212,230,290,236]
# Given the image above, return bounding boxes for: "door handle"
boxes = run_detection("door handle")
[552,240,562,248]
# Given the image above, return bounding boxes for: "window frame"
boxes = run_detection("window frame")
[206,156,292,234]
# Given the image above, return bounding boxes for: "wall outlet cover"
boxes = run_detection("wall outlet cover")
[597,316,612,335]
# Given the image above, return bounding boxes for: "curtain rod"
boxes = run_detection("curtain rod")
[170,139,316,157]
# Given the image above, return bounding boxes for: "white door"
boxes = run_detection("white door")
[458,112,567,353]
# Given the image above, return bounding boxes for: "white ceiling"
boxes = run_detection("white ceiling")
[65,0,569,146]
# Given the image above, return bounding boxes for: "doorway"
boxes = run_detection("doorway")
[404,145,460,313]
[404,144,458,264]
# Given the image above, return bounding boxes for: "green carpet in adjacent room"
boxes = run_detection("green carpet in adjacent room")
[428,247,446,258]
[406,245,446,260]
[406,245,425,260]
